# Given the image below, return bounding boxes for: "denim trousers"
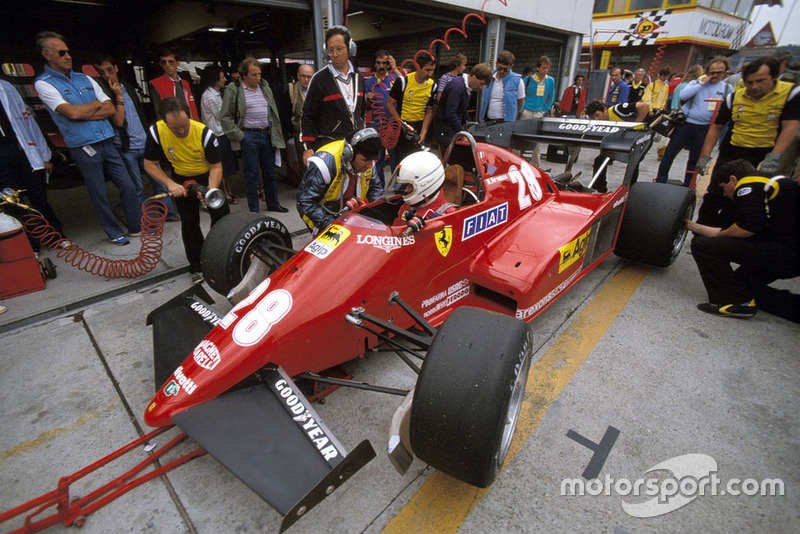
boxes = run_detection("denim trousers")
[70,138,142,239]
[240,130,278,212]
[120,147,177,218]
[655,122,709,186]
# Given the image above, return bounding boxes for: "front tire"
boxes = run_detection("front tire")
[614,182,695,267]
[410,307,532,487]
[200,212,292,295]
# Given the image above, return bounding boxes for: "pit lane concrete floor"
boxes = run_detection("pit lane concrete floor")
[1,146,798,534]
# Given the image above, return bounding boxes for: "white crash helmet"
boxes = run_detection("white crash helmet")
[394,152,445,206]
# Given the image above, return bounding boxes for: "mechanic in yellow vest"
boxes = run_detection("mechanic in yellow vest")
[696,57,800,226]
[144,97,229,282]
[642,68,671,112]
[699,56,800,173]
[296,128,383,234]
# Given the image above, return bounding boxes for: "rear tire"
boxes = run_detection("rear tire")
[614,182,695,267]
[200,212,292,295]
[410,307,532,487]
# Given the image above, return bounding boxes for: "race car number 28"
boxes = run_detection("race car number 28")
[218,279,293,346]
[509,163,542,209]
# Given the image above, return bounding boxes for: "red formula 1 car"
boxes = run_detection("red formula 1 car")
[2,119,695,533]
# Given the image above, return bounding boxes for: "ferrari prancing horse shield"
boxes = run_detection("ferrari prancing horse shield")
[436,227,453,257]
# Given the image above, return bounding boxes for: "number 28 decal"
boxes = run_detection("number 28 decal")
[218,279,293,346]
[508,163,542,210]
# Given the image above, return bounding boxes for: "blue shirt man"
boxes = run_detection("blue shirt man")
[606,68,630,105]
[656,58,732,186]
[94,55,177,220]
[365,50,402,183]
[480,50,525,123]
[522,57,555,116]
[34,32,141,244]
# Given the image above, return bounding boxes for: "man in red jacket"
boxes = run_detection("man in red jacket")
[149,48,199,120]
[559,74,586,117]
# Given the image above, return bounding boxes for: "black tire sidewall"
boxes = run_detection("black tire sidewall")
[410,307,531,487]
[200,212,291,295]
[615,182,695,267]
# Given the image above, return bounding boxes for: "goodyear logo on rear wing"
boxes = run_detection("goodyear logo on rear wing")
[559,229,591,273]
[304,224,350,259]
[558,123,621,134]
[462,203,508,240]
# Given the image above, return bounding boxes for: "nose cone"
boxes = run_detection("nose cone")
[143,397,172,428]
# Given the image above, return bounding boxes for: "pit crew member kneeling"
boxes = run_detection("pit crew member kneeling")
[296,128,383,235]
[686,159,799,323]
[392,151,457,233]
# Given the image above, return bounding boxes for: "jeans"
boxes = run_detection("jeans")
[70,138,142,239]
[240,130,278,212]
[119,147,177,218]
[655,122,708,187]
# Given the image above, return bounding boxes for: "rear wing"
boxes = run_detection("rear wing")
[469,117,654,187]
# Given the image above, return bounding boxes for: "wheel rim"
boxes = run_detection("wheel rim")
[238,231,290,280]
[669,201,695,263]
[495,340,532,473]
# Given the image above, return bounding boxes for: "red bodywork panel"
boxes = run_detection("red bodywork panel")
[144,142,629,428]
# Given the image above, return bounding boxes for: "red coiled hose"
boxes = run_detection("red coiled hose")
[369,0,500,148]
[371,87,403,150]
[648,41,667,80]
[21,198,168,279]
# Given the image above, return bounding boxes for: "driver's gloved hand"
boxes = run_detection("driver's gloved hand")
[405,215,426,233]
[345,197,366,211]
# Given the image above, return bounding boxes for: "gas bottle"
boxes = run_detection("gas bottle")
[0,212,46,298]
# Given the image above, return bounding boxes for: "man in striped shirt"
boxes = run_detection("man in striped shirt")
[221,58,287,213]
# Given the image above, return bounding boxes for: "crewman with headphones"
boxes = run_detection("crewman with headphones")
[296,128,383,234]
[687,159,799,323]
[301,26,366,166]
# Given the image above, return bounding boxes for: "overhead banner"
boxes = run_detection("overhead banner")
[586,8,749,50]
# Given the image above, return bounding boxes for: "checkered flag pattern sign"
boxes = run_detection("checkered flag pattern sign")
[730,20,747,50]
[620,9,672,47]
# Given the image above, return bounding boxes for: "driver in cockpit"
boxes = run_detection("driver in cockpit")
[391,151,457,233]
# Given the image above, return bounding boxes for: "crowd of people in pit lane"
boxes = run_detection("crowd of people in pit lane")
[0,27,797,322]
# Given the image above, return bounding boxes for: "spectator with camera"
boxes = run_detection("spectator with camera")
[655,57,732,187]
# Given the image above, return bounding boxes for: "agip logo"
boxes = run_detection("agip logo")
[559,229,591,273]
[304,224,351,259]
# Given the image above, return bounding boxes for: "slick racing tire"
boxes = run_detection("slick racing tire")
[614,182,695,267]
[410,307,532,488]
[201,212,292,295]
